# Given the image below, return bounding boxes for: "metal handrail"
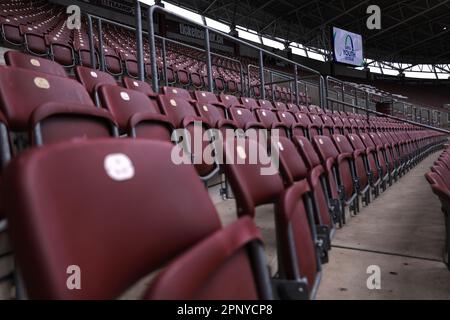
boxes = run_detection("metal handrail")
[86,11,244,91]
[146,5,325,107]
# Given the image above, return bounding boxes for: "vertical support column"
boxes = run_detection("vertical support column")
[97,18,105,72]
[148,7,159,92]
[354,88,358,114]
[204,22,214,92]
[135,0,144,81]
[294,65,299,106]
[87,15,96,69]
[239,64,244,95]
[365,92,370,121]
[341,83,345,112]
[325,78,332,111]
[162,39,168,87]
[259,50,265,100]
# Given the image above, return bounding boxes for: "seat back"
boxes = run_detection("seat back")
[1,139,268,299]
[122,77,155,97]
[5,51,67,78]
[0,66,94,130]
[75,66,117,102]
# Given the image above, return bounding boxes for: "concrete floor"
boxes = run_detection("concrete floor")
[213,151,450,299]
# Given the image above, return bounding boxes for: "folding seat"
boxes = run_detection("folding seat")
[340,117,353,134]
[122,77,156,97]
[309,114,326,136]
[332,134,371,206]
[228,107,264,132]
[347,133,382,196]
[219,93,241,108]
[1,19,24,46]
[1,139,273,299]
[223,137,322,299]
[273,102,287,111]
[214,77,225,92]
[254,109,289,137]
[104,52,123,76]
[258,99,274,110]
[98,85,173,140]
[4,51,68,78]
[194,91,221,106]
[190,72,203,89]
[196,103,237,134]
[0,66,117,147]
[176,69,190,87]
[296,113,320,139]
[76,47,100,69]
[359,133,389,190]
[75,66,118,106]
[312,135,358,223]
[367,132,396,185]
[294,104,310,113]
[320,114,335,137]
[240,97,260,111]
[161,86,193,101]
[381,131,405,175]
[226,79,237,94]
[276,111,307,138]
[123,57,139,79]
[158,95,218,180]
[277,137,334,252]
[47,38,76,68]
[21,28,47,56]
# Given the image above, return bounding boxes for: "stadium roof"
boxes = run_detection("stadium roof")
[165,0,450,65]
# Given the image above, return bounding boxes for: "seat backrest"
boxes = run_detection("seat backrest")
[5,51,68,78]
[158,95,199,128]
[292,136,322,169]
[194,91,220,105]
[255,109,279,128]
[161,86,193,101]
[1,139,267,299]
[240,97,259,110]
[122,77,155,97]
[219,93,241,108]
[229,107,259,128]
[0,66,94,130]
[347,133,366,150]
[98,85,162,130]
[277,137,309,184]
[258,99,273,109]
[332,134,354,154]
[312,135,340,162]
[75,66,117,99]
[223,137,285,217]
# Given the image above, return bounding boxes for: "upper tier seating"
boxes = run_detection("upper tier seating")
[0,139,273,299]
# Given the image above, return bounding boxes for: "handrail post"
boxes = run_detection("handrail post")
[259,50,265,100]
[97,18,105,71]
[135,0,144,81]
[294,65,299,105]
[147,6,159,92]
[87,15,96,69]
[162,38,168,87]
[205,28,214,92]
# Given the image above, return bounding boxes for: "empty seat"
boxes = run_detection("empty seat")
[0,66,116,146]
[75,66,118,105]
[240,97,259,110]
[5,51,68,78]
[312,135,358,223]
[1,139,272,299]
[122,77,156,97]
[161,86,193,101]
[223,137,322,299]
[98,85,172,140]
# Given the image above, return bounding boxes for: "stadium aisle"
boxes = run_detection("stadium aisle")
[317,150,450,299]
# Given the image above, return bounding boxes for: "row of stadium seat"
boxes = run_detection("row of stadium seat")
[0,50,446,299]
[0,0,312,100]
[425,145,450,269]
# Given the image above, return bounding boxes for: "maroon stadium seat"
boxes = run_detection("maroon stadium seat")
[5,51,68,78]
[0,139,272,299]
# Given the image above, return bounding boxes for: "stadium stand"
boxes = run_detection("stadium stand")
[0,0,448,301]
